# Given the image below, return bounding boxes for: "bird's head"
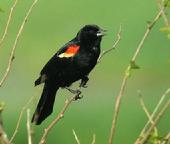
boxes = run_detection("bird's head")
[77,24,106,45]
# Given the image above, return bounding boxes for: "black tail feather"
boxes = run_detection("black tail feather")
[32,82,59,125]
[34,77,41,86]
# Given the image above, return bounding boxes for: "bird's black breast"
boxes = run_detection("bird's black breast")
[74,46,100,71]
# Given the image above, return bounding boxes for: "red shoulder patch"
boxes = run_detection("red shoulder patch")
[58,45,80,58]
[65,45,80,54]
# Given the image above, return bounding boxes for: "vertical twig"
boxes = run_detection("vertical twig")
[26,109,32,144]
[9,95,34,143]
[91,134,96,144]
[108,6,164,144]
[0,0,18,48]
[0,0,39,87]
[0,126,9,144]
[0,103,10,144]
[72,129,81,144]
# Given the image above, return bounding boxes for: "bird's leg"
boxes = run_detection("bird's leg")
[65,87,80,94]
[65,87,83,100]
[79,76,89,88]
[74,90,83,100]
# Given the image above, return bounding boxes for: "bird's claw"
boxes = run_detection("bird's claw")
[82,85,88,88]
[65,87,83,100]
[79,83,88,88]
[79,76,89,88]
[66,87,81,94]
[74,94,83,101]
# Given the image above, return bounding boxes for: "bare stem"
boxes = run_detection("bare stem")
[0,126,9,144]
[108,72,129,144]
[9,96,34,143]
[98,24,122,62]
[39,91,81,144]
[91,134,96,144]
[135,88,170,144]
[137,98,170,144]
[0,0,18,48]
[72,129,81,144]
[161,132,170,144]
[0,0,39,87]
[138,91,159,140]
[131,8,164,62]
[0,106,10,144]
[156,0,170,26]
[26,109,32,144]
[108,7,164,144]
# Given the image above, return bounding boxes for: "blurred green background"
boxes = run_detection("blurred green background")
[0,0,170,143]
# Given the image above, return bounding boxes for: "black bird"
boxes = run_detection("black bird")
[32,24,106,125]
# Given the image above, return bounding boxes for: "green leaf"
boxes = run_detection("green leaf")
[0,102,5,112]
[168,0,170,7]
[160,26,170,33]
[0,8,4,13]
[147,131,167,144]
[165,0,170,7]
[167,33,170,39]
[130,61,140,69]
[148,131,160,144]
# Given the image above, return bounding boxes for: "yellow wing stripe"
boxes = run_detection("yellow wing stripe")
[58,53,75,58]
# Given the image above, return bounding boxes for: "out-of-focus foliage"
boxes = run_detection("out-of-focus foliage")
[160,26,170,39]
[0,8,4,13]
[0,102,5,112]
[0,0,169,144]
[166,0,170,7]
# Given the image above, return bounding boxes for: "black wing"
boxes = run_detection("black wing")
[40,39,79,78]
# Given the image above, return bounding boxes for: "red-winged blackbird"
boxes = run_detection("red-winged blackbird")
[32,24,106,125]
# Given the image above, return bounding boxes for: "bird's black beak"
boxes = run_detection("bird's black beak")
[97,29,107,37]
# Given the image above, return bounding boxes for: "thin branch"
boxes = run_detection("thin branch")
[0,104,10,144]
[135,88,170,144]
[98,24,122,62]
[0,0,39,87]
[161,132,170,144]
[0,0,18,48]
[165,133,170,144]
[0,126,9,144]
[156,0,170,27]
[9,95,34,143]
[26,109,32,144]
[72,129,81,144]
[138,91,158,135]
[137,98,170,144]
[91,134,96,144]
[39,91,81,144]
[108,7,165,144]
[131,9,164,62]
